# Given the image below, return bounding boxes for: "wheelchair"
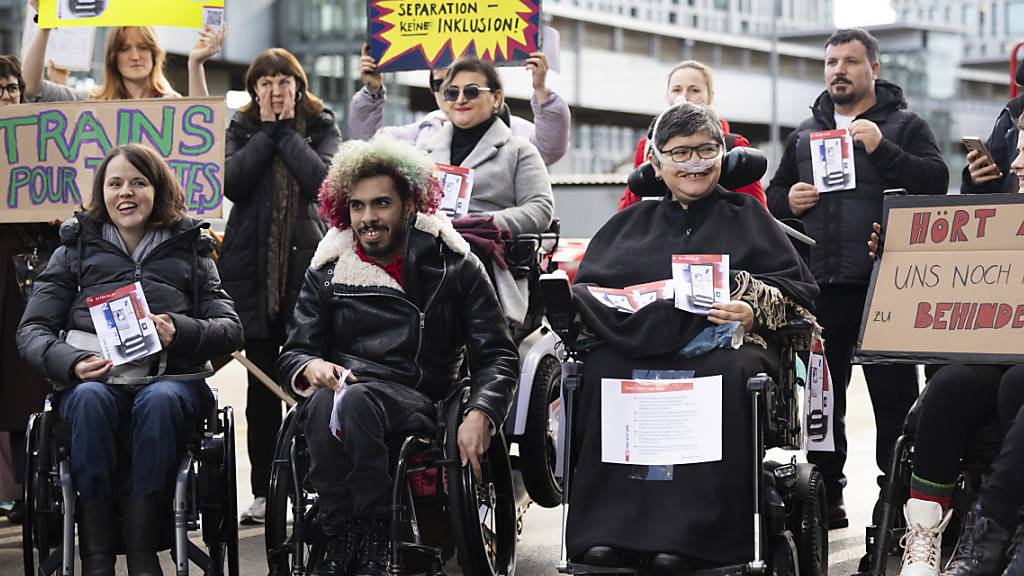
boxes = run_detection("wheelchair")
[854,381,1003,576]
[537,147,830,576]
[264,385,518,576]
[22,389,239,576]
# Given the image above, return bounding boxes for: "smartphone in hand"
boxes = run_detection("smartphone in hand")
[962,136,995,166]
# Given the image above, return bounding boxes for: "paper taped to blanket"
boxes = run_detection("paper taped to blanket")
[84,282,162,366]
[671,254,730,315]
[586,280,673,314]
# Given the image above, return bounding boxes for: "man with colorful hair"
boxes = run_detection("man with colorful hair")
[277,136,519,575]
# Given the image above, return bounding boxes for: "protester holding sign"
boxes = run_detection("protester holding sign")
[618,60,767,210]
[0,54,54,526]
[23,0,223,101]
[765,28,949,528]
[217,48,342,525]
[564,102,818,570]
[418,56,553,237]
[350,45,571,166]
[15,143,242,576]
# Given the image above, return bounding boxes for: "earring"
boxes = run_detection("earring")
[296,92,303,101]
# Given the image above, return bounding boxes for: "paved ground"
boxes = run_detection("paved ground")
[0,362,905,575]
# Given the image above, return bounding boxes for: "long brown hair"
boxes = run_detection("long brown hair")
[92,27,178,101]
[240,48,324,120]
[86,144,185,227]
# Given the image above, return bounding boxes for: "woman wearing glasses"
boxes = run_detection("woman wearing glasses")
[218,48,341,525]
[420,56,554,237]
[619,60,767,209]
[566,102,817,573]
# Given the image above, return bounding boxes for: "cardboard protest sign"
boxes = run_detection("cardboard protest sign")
[856,194,1024,364]
[38,0,224,29]
[367,0,542,72]
[0,98,225,223]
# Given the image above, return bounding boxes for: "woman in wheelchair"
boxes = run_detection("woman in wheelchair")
[564,102,818,572]
[15,144,243,576]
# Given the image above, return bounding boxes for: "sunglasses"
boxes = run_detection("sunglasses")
[442,84,492,102]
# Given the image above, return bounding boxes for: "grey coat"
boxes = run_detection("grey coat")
[421,120,554,237]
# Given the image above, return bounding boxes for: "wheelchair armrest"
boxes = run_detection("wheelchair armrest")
[540,271,578,346]
[775,318,815,351]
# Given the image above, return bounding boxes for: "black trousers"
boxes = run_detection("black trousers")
[914,365,1024,486]
[303,382,434,532]
[980,366,1024,529]
[245,334,284,498]
[807,284,920,504]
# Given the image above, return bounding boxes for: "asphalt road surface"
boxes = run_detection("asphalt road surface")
[0,362,906,576]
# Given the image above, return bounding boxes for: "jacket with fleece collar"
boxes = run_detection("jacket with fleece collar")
[276,212,519,429]
[766,80,949,285]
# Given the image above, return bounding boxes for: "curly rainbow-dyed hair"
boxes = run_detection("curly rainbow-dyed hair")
[318,137,442,230]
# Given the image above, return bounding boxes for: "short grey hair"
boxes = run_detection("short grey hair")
[651,102,725,150]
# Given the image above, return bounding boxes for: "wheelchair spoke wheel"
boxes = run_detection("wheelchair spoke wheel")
[520,356,563,508]
[23,411,61,576]
[222,407,240,576]
[266,407,300,576]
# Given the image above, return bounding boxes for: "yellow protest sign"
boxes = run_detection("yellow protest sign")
[38,0,224,29]
[0,98,226,223]
[368,0,542,72]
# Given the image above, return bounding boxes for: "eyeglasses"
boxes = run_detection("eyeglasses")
[429,77,444,92]
[442,84,492,102]
[658,143,722,162]
[0,84,20,98]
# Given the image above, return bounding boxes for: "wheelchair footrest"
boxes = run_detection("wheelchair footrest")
[558,562,750,576]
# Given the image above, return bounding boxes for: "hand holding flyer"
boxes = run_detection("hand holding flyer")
[434,164,474,219]
[85,282,162,366]
[671,255,730,315]
[809,129,856,192]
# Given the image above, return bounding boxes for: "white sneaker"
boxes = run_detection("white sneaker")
[240,497,266,525]
[899,498,953,576]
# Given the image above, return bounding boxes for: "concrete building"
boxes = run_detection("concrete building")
[891,0,1024,68]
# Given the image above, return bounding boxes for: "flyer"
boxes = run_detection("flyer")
[600,376,723,466]
[802,337,835,452]
[85,282,161,366]
[328,368,353,441]
[809,129,856,192]
[434,164,474,219]
[586,279,674,314]
[671,254,730,315]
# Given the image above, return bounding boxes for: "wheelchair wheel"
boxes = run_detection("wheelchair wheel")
[446,390,517,576]
[266,406,300,576]
[790,469,828,576]
[200,407,239,576]
[22,411,62,576]
[222,407,240,576]
[519,355,562,508]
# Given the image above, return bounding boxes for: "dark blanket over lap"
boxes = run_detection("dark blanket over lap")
[564,188,817,564]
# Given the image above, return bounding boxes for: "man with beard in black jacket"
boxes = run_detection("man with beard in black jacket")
[276,137,518,576]
[766,28,949,529]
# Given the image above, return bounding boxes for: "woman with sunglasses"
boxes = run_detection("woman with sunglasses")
[350,44,571,166]
[619,60,767,210]
[419,56,554,237]
[22,0,222,101]
[218,47,341,526]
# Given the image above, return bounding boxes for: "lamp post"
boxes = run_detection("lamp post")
[769,0,780,174]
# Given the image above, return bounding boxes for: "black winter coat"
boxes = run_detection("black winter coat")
[766,80,949,285]
[960,94,1023,195]
[218,109,342,339]
[16,214,244,391]
[277,213,519,430]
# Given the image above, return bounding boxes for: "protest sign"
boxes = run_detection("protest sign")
[856,194,1024,364]
[367,0,542,72]
[21,11,96,71]
[0,98,225,223]
[38,0,224,29]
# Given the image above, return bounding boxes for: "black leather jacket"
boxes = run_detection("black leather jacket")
[277,213,519,428]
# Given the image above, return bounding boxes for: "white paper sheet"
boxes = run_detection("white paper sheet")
[328,368,353,441]
[601,376,722,466]
[21,11,96,72]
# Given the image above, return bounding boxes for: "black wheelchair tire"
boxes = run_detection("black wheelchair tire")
[791,470,828,576]
[266,406,300,576]
[519,355,562,508]
[21,412,41,576]
[223,407,240,576]
[446,390,517,576]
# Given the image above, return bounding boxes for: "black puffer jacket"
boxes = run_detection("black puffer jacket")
[16,214,244,390]
[277,213,519,429]
[218,109,342,339]
[960,94,1023,195]
[766,80,949,285]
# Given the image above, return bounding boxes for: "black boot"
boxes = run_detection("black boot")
[315,524,357,576]
[942,501,1014,576]
[121,497,165,576]
[352,518,391,576]
[79,500,116,576]
[1003,525,1024,576]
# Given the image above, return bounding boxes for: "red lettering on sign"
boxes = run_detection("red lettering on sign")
[914,302,933,328]
[950,210,970,242]
[934,302,952,329]
[975,208,997,238]
[910,212,929,245]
